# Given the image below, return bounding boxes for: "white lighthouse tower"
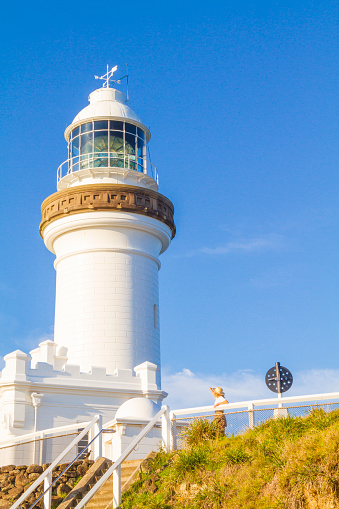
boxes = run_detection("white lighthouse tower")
[40,69,175,384]
[0,69,175,463]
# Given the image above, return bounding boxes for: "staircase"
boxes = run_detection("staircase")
[84,459,142,509]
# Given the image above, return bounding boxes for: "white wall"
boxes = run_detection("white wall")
[43,211,171,382]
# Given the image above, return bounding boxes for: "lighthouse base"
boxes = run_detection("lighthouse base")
[0,340,166,466]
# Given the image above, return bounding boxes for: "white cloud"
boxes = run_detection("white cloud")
[162,367,339,410]
[182,233,284,258]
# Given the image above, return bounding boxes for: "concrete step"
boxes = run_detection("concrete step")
[84,459,143,509]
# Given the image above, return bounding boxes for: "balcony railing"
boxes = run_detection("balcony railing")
[57,152,158,184]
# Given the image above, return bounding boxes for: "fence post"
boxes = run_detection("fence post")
[93,415,102,460]
[248,402,254,429]
[112,426,123,509]
[161,405,170,452]
[171,413,177,451]
[43,470,52,509]
[39,431,44,465]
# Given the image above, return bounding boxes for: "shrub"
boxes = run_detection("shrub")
[224,444,251,465]
[180,418,219,447]
[172,445,209,477]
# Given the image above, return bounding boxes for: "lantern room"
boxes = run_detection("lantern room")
[57,87,158,191]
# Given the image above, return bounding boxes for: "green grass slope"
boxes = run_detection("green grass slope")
[121,408,339,509]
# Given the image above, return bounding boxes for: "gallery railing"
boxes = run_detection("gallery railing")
[57,152,158,184]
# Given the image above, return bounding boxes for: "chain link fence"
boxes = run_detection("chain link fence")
[171,401,339,449]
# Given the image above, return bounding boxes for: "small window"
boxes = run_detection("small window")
[154,304,158,329]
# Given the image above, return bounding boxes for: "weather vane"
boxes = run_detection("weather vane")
[94,64,129,101]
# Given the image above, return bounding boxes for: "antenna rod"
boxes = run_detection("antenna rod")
[126,62,129,103]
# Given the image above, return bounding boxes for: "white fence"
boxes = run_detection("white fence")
[170,391,339,449]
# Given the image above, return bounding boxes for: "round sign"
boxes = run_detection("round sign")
[265,364,293,393]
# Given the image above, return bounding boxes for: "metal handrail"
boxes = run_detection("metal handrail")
[11,415,100,509]
[26,427,115,509]
[0,420,90,450]
[57,152,158,184]
[74,406,167,509]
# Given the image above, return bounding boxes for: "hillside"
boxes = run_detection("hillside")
[121,408,339,509]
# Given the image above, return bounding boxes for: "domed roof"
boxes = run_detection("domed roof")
[64,87,150,142]
[72,87,141,124]
[115,397,161,421]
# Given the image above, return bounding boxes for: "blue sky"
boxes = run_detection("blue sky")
[1,0,338,407]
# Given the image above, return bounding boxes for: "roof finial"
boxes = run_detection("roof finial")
[94,65,118,88]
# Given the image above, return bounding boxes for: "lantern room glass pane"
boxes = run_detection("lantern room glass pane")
[81,122,92,133]
[137,157,144,172]
[71,127,80,139]
[94,120,108,130]
[71,136,79,157]
[137,128,145,140]
[94,154,109,167]
[125,123,136,135]
[93,131,109,152]
[110,120,123,131]
[124,133,136,154]
[81,132,93,154]
[109,132,124,153]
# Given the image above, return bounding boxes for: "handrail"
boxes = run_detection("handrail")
[0,420,90,449]
[57,152,158,184]
[74,406,167,509]
[170,391,339,418]
[11,415,100,509]
[26,427,114,509]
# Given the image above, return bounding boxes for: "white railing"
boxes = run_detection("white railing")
[170,391,339,418]
[74,406,169,509]
[11,415,102,509]
[0,420,90,450]
[170,391,339,449]
[57,152,158,184]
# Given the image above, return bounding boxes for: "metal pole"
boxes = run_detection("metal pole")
[32,406,37,464]
[275,362,281,397]
[275,362,283,408]
[248,402,254,429]
[93,415,102,460]
[39,432,44,466]
[43,470,52,509]
[112,426,122,509]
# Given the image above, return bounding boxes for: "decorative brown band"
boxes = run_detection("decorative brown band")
[40,184,176,238]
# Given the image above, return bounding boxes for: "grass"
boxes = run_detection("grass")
[121,408,339,509]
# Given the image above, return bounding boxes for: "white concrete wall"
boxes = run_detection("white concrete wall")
[54,249,160,374]
[43,211,171,382]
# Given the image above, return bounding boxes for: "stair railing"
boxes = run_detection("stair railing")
[11,414,102,509]
[74,405,169,509]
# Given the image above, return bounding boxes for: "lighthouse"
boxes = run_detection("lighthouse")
[0,68,175,463]
[40,69,175,384]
